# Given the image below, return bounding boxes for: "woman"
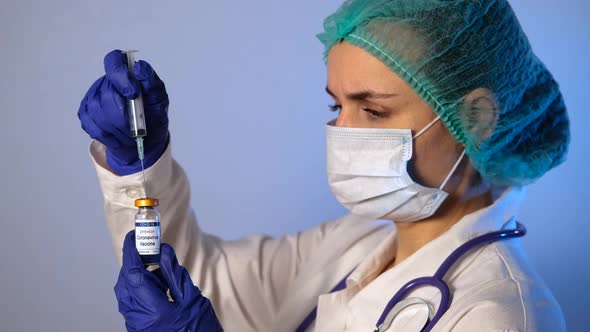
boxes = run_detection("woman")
[78,0,569,331]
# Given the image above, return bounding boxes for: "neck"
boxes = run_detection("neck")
[385,169,493,271]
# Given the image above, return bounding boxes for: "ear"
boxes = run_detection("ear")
[463,88,499,144]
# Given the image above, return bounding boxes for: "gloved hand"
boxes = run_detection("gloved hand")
[115,231,224,332]
[78,50,169,175]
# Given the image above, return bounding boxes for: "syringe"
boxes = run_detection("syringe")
[123,50,148,196]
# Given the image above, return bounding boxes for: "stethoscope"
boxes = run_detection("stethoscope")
[295,219,526,332]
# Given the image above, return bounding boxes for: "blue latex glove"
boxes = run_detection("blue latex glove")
[115,230,224,332]
[78,50,169,175]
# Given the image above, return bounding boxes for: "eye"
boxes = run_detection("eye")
[329,104,342,113]
[363,108,389,119]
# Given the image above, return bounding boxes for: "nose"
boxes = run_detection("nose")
[335,108,354,128]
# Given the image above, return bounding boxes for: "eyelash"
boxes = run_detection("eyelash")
[329,104,341,113]
[328,104,389,118]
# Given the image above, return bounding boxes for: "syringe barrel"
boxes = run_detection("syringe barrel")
[124,50,146,138]
[127,98,146,137]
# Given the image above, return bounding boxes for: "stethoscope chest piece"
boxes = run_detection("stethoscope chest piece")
[374,297,433,332]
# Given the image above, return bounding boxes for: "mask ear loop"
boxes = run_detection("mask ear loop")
[411,115,466,190]
[439,149,467,191]
[413,116,441,139]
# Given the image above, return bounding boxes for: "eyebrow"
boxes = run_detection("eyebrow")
[325,86,398,101]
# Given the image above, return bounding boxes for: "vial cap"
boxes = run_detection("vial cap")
[135,198,159,207]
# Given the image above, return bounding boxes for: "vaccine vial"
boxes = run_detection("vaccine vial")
[134,198,161,266]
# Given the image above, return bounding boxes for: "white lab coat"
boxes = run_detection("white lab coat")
[90,141,565,331]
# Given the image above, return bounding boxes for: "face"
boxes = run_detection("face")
[326,41,463,189]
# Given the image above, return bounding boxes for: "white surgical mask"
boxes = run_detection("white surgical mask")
[326,117,466,222]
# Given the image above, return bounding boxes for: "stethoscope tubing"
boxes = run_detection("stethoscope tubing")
[294,220,526,332]
[374,220,527,332]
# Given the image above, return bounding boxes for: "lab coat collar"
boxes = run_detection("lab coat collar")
[344,187,526,323]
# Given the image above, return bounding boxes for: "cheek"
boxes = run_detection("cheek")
[408,126,459,188]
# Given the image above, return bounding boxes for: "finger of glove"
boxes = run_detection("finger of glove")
[132,60,168,107]
[150,267,169,292]
[79,101,125,149]
[122,230,144,270]
[159,243,200,304]
[116,269,169,329]
[132,60,169,145]
[114,271,133,313]
[78,76,133,149]
[78,77,118,144]
[77,75,104,127]
[119,273,169,332]
[125,267,170,308]
[114,251,144,320]
[104,49,140,99]
[96,80,136,147]
[122,231,167,295]
[122,231,170,308]
[114,265,130,298]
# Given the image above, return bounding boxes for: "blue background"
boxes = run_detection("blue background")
[1,0,588,331]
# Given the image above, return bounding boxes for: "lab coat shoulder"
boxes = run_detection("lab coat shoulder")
[89,140,392,331]
[444,241,565,332]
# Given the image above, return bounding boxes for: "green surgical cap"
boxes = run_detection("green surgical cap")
[317,0,570,186]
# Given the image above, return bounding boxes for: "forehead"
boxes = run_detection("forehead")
[326,41,412,95]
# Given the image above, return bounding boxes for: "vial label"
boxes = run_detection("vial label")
[135,220,161,255]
